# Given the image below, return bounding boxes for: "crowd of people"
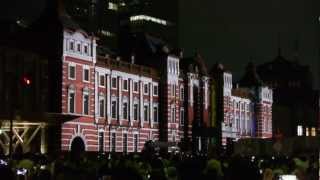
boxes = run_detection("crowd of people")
[0,142,318,180]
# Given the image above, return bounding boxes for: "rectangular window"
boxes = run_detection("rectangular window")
[153,85,158,96]
[99,98,105,117]
[123,134,127,153]
[123,102,128,119]
[84,45,88,54]
[111,133,116,152]
[83,68,89,82]
[180,87,184,100]
[144,84,148,94]
[83,94,89,115]
[297,125,303,136]
[153,106,158,122]
[306,127,309,136]
[112,77,117,88]
[123,80,128,90]
[134,134,138,152]
[171,107,175,122]
[69,41,74,51]
[180,108,184,125]
[69,65,76,80]
[100,75,105,86]
[134,82,138,92]
[134,104,138,120]
[311,127,316,136]
[172,85,175,96]
[111,100,117,118]
[77,43,81,52]
[69,91,75,113]
[144,105,148,121]
[98,131,104,152]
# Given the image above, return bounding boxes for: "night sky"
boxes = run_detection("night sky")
[179,0,320,88]
[2,0,320,88]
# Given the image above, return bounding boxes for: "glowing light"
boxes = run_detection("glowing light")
[130,15,168,26]
[22,76,32,86]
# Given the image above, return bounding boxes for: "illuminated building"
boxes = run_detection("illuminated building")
[0,0,273,154]
[210,63,273,148]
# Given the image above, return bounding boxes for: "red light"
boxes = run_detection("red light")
[23,76,32,86]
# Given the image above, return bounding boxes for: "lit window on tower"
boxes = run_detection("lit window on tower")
[306,127,309,136]
[297,125,303,136]
[311,127,316,136]
[108,2,118,10]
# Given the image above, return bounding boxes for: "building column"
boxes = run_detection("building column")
[149,82,153,128]
[106,74,111,123]
[94,71,99,123]
[129,79,133,126]
[140,81,143,127]
[118,76,122,123]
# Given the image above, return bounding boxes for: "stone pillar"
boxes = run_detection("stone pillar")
[140,81,143,127]
[106,74,111,122]
[129,79,133,126]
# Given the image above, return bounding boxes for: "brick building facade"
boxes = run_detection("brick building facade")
[59,25,272,153]
[211,63,273,147]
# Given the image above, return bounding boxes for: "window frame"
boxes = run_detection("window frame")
[111,132,116,152]
[68,64,76,80]
[180,87,184,100]
[153,106,158,122]
[144,105,149,122]
[133,82,139,92]
[111,77,117,89]
[123,133,128,153]
[99,96,105,117]
[99,74,105,87]
[98,130,104,152]
[111,98,117,119]
[123,79,128,91]
[77,43,81,52]
[83,44,89,55]
[83,67,90,82]
[83,92,89,115]
[68,89,75,113]
[133,103,139,120]
[153,85,158,96]
[123,101,128,120]
[144,84,149,95]
[69,40,75,51]
[180,108,184,125]
[133,134,138,152]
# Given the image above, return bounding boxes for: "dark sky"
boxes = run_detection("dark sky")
[179,0,320,88]
[1,0,320,88]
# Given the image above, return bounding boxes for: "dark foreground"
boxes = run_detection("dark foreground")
[0,148,318,180]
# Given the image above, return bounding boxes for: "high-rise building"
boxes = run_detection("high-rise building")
[64,0,178,56]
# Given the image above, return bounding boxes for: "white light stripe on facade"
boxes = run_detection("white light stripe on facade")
[130,15,168,26]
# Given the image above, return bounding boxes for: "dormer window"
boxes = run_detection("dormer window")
[69,41,74,51]
[84,45,88,54]
[77,43,81,52]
